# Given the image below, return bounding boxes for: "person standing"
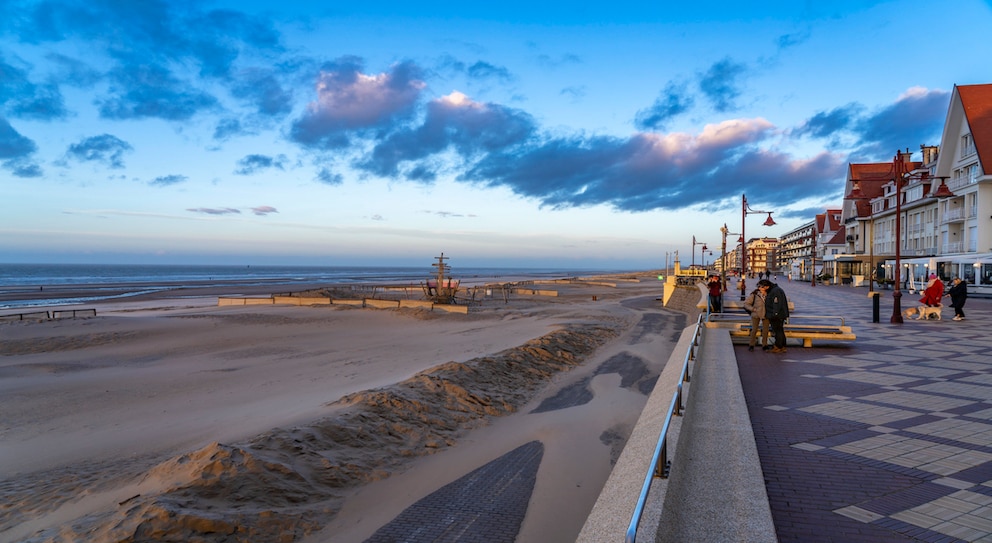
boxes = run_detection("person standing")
[743,286,769,352]
[759,279,790,353]
[946,277,968,321]
[707,275,722,313]
[920,273,944,307]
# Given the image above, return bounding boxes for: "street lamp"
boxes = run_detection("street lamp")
[740,194,776,300]
[889,152,956,323]
[719,223,741,299]
[692,235,708,268]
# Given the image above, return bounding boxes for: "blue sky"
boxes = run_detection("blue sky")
[2,0,991,269]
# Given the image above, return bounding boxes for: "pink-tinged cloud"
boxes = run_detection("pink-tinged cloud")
[290,57,426,148]
[251,206,278,215]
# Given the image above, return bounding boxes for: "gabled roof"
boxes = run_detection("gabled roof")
[848,162,893,217]
[825,208,842,231]
[825,228,847,246]
[958,84,992,173]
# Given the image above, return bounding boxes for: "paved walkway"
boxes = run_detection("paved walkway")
[737,281,992,543]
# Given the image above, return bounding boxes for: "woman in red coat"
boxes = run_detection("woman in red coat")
[920,274,944,306]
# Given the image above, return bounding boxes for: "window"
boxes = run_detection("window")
[968,163,980,184]
[962,133,976,157]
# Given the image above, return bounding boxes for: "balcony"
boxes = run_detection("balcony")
[942,208,965,223]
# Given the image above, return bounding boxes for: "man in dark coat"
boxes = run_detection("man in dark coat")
[758,279,789,353]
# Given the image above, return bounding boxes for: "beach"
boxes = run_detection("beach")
[0,274,688,542]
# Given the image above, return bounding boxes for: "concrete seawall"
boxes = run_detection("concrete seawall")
[578,287,774,542]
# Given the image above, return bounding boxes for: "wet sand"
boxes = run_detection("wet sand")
[0,275,683,542]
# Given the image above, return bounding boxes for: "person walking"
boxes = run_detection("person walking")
[707,275,723,313]
[759,279,790,353]
[743,286,770,352]
[946,277,968,321]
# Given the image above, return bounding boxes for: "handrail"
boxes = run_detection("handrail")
[625,314,702,543]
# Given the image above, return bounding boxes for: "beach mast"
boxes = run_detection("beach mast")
[426,253,458,304]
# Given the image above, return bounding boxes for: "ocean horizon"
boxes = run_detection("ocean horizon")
[0,263,644,310]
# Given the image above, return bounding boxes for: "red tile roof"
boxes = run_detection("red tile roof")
[958,84,992,173]
[826,228,847,246]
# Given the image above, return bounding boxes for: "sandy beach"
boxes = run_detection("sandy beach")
[0,274,688,542]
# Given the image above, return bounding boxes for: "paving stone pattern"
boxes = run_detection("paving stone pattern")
[363,441,543,543]
[737,282,992,543]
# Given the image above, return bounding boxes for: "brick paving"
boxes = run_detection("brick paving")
[737,281,992,543]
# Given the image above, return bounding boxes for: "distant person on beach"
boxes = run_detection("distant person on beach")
[758,279,789,353]
[707,275,722,313]
[920,274,944,307]
[946,277,967,321]
[743,286,769,352]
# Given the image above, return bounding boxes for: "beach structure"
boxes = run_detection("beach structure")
[423,253,460,304]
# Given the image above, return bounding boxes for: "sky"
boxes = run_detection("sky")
[2,0,992,269]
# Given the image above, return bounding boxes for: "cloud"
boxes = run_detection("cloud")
[4,157,43,177]
[290,57,426,149]
[466,61,514,83]
[635,81,695,131]
[315,168,343,185]
[250,206,278,215]
[776,30,810,50]
[150,174,188,187]
[697,57,747,113]
[793,103,863,139]
[213,118,245,140]
[559,86,586,101]
[535,53,582,69]
[462,117,846,212]
[231,68,294,116]
[235,154,287,175]
[359,91,536,178]
[0,55,69,120]
[0,116,37,158]
[3,2,282,123]
[98,64,219,121]
[854,87,950,159]
[64,134,133,168]
[187,207,241,215]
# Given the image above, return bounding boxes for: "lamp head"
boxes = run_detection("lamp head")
[929,177,955,198]
[763,213,776,226]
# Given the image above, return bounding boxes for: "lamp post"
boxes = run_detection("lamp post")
[719,224,741,299]
[888,153,956,323]
[692,235,708,268]
[740,194,776,300]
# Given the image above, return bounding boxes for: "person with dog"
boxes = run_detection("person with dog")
[946,277,968,321]
[743,285,770,352]
[920,273,944,307]
[758,279,789,353]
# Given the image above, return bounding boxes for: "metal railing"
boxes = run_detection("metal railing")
[625,314,702,543]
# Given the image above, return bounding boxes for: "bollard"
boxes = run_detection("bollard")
[869,291,880,323]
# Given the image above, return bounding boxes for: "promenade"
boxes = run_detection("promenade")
[737,280,992,543]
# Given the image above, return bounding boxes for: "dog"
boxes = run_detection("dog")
[903,305,942,320]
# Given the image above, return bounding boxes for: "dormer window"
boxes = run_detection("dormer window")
[962,133,976,158]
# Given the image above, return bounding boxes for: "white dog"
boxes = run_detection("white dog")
[903,305,942,320]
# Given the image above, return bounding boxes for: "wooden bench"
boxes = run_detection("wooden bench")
[728,315,856,348]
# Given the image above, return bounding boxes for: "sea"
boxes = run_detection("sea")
[0,263,633,310]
